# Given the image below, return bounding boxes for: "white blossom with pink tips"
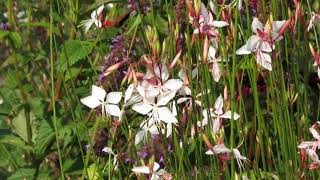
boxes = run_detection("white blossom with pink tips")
[197,95,240,134]
[132,162,170,180]
[236,17,286,71]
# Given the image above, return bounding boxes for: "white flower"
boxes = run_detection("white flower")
[197,95,240,134]
[236,17,286,71]
[193,3,228,40]
[78,5,104,33]
[205,144,232,155]
[207,45,222,82]
[132,90,178,125]
[233,148,248,170]
[298,124,320,150]
[132,162,168,180]
[80,85,122,117]
[140,63,183,99]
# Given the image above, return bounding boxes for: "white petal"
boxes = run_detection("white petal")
[211,62,221,82]
[220,111,240,120]
[246,35,260,51]
[214,95,224,115]
[163,79,183,91]
[80,96,101,109]
[166,123,173,137]
[132,102,153,115]
[125,84,134,103]
[158,107,178,124]
[212,21,229,27]
[251,17,264,33]
[318,67,320,79]
[260,41,272,52]
[106,104,121,117]
[309,127,320,140]
[135,130,145,145]
[213,144,231,154]
[91,5,104,19]
[157,90,176,106]
[102,147,114,155]
[272,20,286,32]
[208,46,217,61]
[132,165,150,174]
[201,3,209,21]
[212,118,221,133]
[298,141,314,149]
[153,162,160,171]
[209,0,217,15]
[106,92,122,104]
[205,150,215,155]
[256,51,272,71]
[92,85,106,101]
[148,125,160,135]
[155,63,169,81]
[233,148,247,160]
[236,44,251,55]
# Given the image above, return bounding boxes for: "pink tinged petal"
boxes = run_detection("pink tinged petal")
[155,63,169,81]
[135,130,145,145]
[214,95,224,115]
[208,46,217,61]
[91,5,104,19]
[256,51,272,71]
[132,102,153,115]
[157,90,176,106]
[272,20,286,32]
[211,21,229,27]
[207,144,232,154]
[212,118,221,134]
[106,92,122,104]
[260,41,272,52]
[163,79,183,91]
[309,127,320,140]
[158,107,178,124]
[220,111,240,120]
[251,17,264,34]
[246,35,260,51]
[211,62,221,82]
[298,141,314,149]
[201,3,209,21]
[236,44,252,55]
[106,104,121,117]
[92,85,106,101]
[80,96,101,109]
[132,165,150,174]
[306,149,320,163]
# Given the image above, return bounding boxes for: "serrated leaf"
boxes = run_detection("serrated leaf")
[33,121,54,157]
[8,168,36,180]
[58,40,94,72]
[11,110,37,143]
[0,134,32,150]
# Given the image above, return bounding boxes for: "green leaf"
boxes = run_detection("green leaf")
[58,40,94,72]
[9,32,22,48]
[7,168,36,180]
[33,120,54,157]
[0,135,32,151]
[18,21,49,28]
[0,30,10,39]
[11,110,37,143]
